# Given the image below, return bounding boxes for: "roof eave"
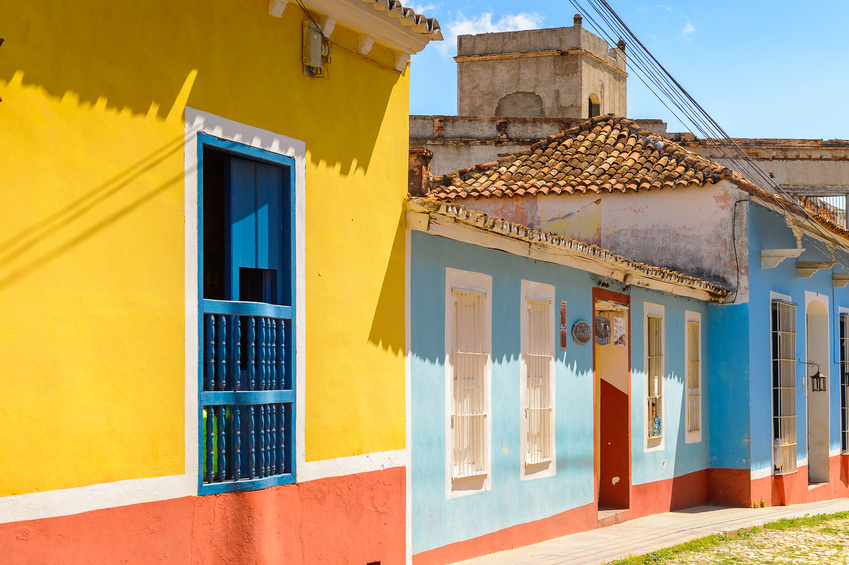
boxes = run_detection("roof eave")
[407,198,730,303]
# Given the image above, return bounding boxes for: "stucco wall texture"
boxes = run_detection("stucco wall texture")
[456,23,626,119]
[0,468,406,565]
[0,0,409,498]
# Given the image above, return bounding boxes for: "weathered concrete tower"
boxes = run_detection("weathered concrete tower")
[456,14,627,118]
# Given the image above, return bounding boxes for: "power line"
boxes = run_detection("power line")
[569,0,849,267]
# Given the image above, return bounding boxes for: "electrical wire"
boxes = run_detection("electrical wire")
[569,0,849,269]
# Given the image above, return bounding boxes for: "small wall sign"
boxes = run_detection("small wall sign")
[595,315,611,345]
[560,300,568,349]
[613,316,626,346]
[572,320,591,345]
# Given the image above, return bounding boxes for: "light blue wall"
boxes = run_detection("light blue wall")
[628,289,711,486]
[411,231,713,554]
[707,303,750,470]
[746,202,849,475]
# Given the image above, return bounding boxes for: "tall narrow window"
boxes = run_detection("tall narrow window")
[840,314,849,453]
[772,300,797,474]
[521,281,555,478]
[445,268,492,494]
[645,304,664,447]
[198,134,296,494]
[686,313,702,442]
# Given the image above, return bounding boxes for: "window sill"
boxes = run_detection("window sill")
[200,472,295,495]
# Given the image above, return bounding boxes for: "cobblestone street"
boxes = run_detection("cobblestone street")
[657,515,849,565]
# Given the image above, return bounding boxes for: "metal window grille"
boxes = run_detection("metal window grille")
[772,300,797,474]
[647,316,663,440]
[524,297,553,466]
[841,314,849,453]
[687,321,701,433]
[451,289,488,479]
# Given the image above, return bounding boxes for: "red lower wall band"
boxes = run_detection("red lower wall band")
[0,467,405,565]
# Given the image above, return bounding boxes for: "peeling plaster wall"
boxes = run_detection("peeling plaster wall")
[454,181,749,297]
[456,25,625,119]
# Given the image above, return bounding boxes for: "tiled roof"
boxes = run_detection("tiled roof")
[407,197,730,301]
[429,115,758,200]
[361,0,443,39]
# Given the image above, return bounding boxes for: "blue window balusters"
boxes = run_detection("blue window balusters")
[198,133,296,493]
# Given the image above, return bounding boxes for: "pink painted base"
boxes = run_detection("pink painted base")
[413,502,597,565]
[0,467,405,565]
[713,455,849,508]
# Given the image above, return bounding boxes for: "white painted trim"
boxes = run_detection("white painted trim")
[445,268,492,498]
[839,307,849,315]
[0,474,196,525]
[684,310,703,444]
[770,291,793,303]
[644,302,665,452]
[751,467,772,481]
[404,227,413,565]
[296,449,408,482]
[520,280,556,480]
[805,290,831,482]
[299,0,437,55]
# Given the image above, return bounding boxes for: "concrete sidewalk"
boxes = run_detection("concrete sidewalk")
[455,498,849,565]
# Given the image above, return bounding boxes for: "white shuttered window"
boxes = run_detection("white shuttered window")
[771,300,797,474]
[685,312,702,443]
[445,268,492,494]
[451,289,488,478]
[521,281,555,478]
[645,302,664,449]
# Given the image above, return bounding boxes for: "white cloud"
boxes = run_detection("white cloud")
[682,22,695,36]
[405,2,440,15]
[436,11,545,55]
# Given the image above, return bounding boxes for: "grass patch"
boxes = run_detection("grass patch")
[607,511,849,565]
[763,510,849,531]
[607,530,754,565]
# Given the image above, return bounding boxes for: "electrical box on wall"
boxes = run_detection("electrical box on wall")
[303,20,331,77]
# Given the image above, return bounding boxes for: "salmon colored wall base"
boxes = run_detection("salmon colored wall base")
[412,502,597,565]
[709,468,752,507]
[713,457,849,508]
[0,468,404,565]
[630,469,710,517]
[752,456,849,507]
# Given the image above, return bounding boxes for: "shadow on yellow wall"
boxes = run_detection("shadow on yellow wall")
[0,134,189,293]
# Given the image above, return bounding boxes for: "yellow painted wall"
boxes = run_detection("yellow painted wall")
[0,0,408,496]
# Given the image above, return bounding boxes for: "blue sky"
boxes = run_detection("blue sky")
[408,1,849,139]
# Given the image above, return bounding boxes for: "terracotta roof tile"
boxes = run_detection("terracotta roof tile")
[429,115,750,200]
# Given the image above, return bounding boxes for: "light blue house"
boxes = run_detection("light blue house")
[407,199,727,565]
[408,115,849,564]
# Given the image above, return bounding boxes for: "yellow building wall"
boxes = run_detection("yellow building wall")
[0,0,407,496]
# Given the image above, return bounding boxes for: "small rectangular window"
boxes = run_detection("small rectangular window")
[772,300,797,474]
[647,314,663,444]
[521,281,555,478]
[685,315,702,442]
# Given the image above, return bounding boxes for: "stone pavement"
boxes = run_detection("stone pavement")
[455,498,849,565]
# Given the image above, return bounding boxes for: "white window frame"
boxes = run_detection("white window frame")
[644,302,665,451]
[444,268,492,497]
[520,280,556,480]
[770,291,797,475]
[684,311,703,444]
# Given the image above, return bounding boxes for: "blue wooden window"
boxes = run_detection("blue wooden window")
[197,133,296,494]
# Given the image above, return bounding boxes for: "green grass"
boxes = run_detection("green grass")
[606,511,849,565]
